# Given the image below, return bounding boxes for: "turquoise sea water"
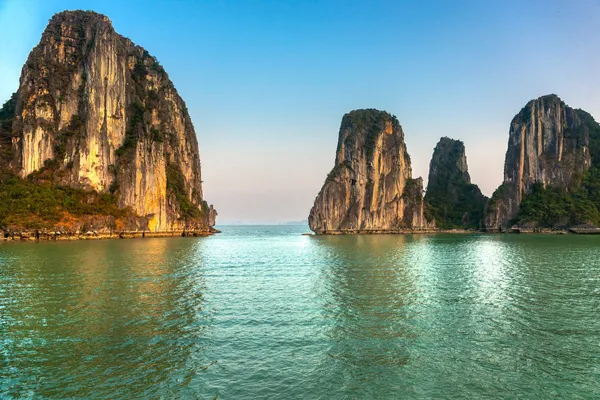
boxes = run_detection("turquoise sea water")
[1,226,600,398]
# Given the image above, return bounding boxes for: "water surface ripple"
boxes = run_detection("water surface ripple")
[1,227,599,398]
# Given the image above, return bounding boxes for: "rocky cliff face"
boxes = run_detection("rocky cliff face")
[425,137,487,228]
[0,10,215,232]
[308,109,432,234]
[485,94,593,230]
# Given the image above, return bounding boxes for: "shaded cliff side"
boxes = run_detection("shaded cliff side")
[425,137,487,229]
[0,10,216,233]
[308,109,432,234]
[485,94,600,230]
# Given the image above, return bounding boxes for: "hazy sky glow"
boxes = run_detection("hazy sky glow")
[1,0,599,224]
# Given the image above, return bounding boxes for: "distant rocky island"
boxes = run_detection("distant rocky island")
[309,95,600,234]
[0,10,216,240]
[308,109,432,234]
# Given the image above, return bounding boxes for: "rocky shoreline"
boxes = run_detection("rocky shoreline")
[310,228,598,235]
[1,229,221,242]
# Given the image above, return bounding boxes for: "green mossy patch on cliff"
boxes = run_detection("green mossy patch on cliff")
[341,109,401,157]
[579,109,600,162]
[0,93,17,163]
[326,160,353,182]
[166,163,204,221]
[116,101,145,156]
[0,173,127,230]
[0,93,16,127]
[402,178,423,204]
[54,114,82,159]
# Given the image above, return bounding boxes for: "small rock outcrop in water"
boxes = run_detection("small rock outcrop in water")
[308,109,432,234]
[424,137,487,229]
[485,94,600,230]
[208,205,218,228]
[0,10,216,233]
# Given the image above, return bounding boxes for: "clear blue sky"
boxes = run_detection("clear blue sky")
[1,0,599,224]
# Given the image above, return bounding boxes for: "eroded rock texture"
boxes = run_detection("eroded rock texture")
[485,94,593,230]
[1,10,215,232]
[308,109,432,234]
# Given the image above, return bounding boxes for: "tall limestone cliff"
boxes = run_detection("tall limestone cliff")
[0,10,216,232]
[425,137,487,229]
[308,109,432,234]
[485,94,599,230]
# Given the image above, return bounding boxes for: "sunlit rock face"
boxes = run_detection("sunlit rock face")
[308,109,433,234]
[485,94,592,230]
[7,10,215,231]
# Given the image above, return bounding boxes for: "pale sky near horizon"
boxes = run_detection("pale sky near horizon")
[1,0,599,224]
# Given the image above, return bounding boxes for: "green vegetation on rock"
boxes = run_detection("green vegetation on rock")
[0,173,126,230]
[340,109,401,157]
[426,182,487,229]
[425,138,487,229]
[516,109,600,227]
[166,163,203,220]
[116,101,145,156]
[0,93,17,162]
[326,160,353,182]
[517,180,600,227]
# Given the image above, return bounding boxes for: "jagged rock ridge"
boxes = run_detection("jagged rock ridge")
[0,10,216,232]
[425,137,487,228]
[485,94,599,230]
[308,109,432,234]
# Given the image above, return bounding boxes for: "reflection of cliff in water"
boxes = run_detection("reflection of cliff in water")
[310,234,421,393]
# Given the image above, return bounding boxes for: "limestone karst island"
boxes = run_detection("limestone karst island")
[1,4,600,399]
[0,11,216,240]
[309,95,600,235]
